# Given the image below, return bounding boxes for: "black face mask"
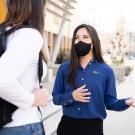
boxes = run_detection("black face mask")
[75,41,91,56]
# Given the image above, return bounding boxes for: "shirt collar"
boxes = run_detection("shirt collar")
[92,59,99,64]
[78,58,98,70]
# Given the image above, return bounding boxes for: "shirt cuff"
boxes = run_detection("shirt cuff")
[64,91,75,106]
[119,98,130,111]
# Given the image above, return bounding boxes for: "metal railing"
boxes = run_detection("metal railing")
[41,99,62,135]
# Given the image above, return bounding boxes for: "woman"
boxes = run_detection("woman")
[0,0,49,134]
[52,24,135,135]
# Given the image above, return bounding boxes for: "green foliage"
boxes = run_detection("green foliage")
[55,51,70,64]
[111,58,123,65]
[125,65,133,76]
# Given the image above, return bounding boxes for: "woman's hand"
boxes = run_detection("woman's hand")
[125,98,135,107]
[32,88,50,106]
[132,101,135,107]
[72,85,91,103]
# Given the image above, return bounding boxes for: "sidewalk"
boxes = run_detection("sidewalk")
[104,67,135,135]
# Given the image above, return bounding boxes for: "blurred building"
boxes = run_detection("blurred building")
[0,0,81,63]
[44,0,80,62]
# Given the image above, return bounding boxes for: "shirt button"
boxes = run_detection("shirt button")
[82,78,84,80]
[89,63,91,65]
[77,107,81,111]
[70,100,73,102]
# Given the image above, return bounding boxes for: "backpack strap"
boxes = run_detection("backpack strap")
[0,25,43,83]
[38,52,43,86]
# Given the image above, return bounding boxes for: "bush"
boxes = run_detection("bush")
[125,65,132,76]
[55,51,70,64]
[111,58,123,65]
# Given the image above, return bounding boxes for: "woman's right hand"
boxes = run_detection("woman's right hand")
[32,88,50,107]
[72,85,91,102]
[125,97,135,107]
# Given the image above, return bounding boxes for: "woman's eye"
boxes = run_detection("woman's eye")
[75,37,78,39]
[84,36,88,38]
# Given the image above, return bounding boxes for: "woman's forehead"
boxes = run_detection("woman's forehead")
[76,28,89,36]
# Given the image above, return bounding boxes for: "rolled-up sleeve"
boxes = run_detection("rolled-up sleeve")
[52,64,75,106]
[104,67,129,111]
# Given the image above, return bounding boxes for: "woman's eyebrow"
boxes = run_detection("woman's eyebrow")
[83,34,89,36]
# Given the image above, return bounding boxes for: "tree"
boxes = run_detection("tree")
[109,18,129,64]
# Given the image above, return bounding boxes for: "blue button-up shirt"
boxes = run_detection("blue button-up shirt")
[52,60,128,119]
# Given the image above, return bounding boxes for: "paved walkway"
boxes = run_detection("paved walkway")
[104,68,135,135]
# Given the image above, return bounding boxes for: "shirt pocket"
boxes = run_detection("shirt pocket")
[86,71,103,89]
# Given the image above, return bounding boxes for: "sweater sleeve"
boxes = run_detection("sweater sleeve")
[0,28,43,109]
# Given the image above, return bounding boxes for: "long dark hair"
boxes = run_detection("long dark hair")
[0,0,46,35]
[68,24,105,87]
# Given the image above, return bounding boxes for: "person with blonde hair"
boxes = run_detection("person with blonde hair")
[0,0,6,23]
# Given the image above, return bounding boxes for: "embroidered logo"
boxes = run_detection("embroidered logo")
[92,70,100,74]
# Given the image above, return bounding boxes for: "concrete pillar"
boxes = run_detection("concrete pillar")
[51,0,72,63]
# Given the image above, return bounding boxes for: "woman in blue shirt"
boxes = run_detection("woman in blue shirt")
[52,24,135,135]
